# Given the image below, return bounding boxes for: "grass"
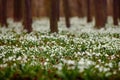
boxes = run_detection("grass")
[0,17,120,80]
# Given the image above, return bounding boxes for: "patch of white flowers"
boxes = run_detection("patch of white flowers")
[0,17,120,77]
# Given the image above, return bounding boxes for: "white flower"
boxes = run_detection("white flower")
[103,68,110,72]
[67,60,75,65]
[13,48,21,52]
[31,55,35,59]
[118,62,120,67]
[108,63,113,68]
[44,62,48,66]
[17,56,22,60]
[61,59,75,65]
[95,53,101,57]
[0,63,7,68]
[99,66,104,72]
[8,56,13,61]
[13,63,17,67]
[113,71,117,74]
[105,72,112,77]
[53,63,63,70]
[46,58,49,61]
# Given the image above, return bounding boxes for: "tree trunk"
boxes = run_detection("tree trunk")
[56,0,60,21]
[63,0,71,28]
[113,0,119,25]
[24,0,32,33]
[118,0,120,20]
[94,0,107,28]
[50,0,58,33]
[87,0,92,22]
[13,0,22,21]
[76,0,84,18]
[44,0,51,17]
[0,0,7,27]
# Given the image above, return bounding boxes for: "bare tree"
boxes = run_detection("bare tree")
[113,0,119,25]
[50,0,58,33]
[56,0,60,21]
[63,0,71,28]
[76,0,84,18]
[13,0,22,21]
[118,0,120,20]
[23,0,32,33]
[86,0,92,22]
[0,0,7,27]
[94,0,107,28]
[44,0,51,17]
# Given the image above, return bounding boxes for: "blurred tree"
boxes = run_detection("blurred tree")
[0,0,7,27]
[107,0,113,16]
[113,0,119,25]
[94,0,107,28]
[50,0,58,33]
[86,0,92,22]
[56,0,60,21]
[13,0,22,21]
[119,0,120,20]
[63,0,71,28]
[23,0,32,33]
[44,0,51,17]
[76,0,84,18]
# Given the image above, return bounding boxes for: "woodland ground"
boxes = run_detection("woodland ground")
[0,17,120,80]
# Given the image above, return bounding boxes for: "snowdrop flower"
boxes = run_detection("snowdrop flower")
[105,54,109,57]
[103,68,110,72]
[98,59,101,62]
[50,54,55,57]
[17,56,22,60]
[105,72,112,77]
[44,62,48,66]
[46,58,49,61]
[77,52,81,55]
[0,63,7,68]
[67,60,75,65]
[53,63,63,70]
[98,66,104,72]
[30,61,37,66]
[118,62,120,67]
[77,58,95,72]
[95,65,100,68]
[108,63,113,68]
[13,63,17,67]
[95,53,101,57]
[113,71,117,74]
[68,66,75,70]
[31,55,36,60]
[8,56,13,61]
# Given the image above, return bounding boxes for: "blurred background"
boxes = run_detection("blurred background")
[0,0,119,33]
[4,0,113,18]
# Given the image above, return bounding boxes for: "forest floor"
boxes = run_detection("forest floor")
[0,17,120,80]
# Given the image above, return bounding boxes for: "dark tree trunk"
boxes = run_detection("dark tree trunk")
[56,0,60,21]
[87,0,92,22]
[118,0,120,20]
[13,0,22,21]
[50,0,58,33]
[63,0,71,28]
[0,0,2,25]
[77,0,84,18]
[0,0,7,27]
[113,0,119,25]
[24,0,32,33]
[44,0,51,17]
[94,0,107,28]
